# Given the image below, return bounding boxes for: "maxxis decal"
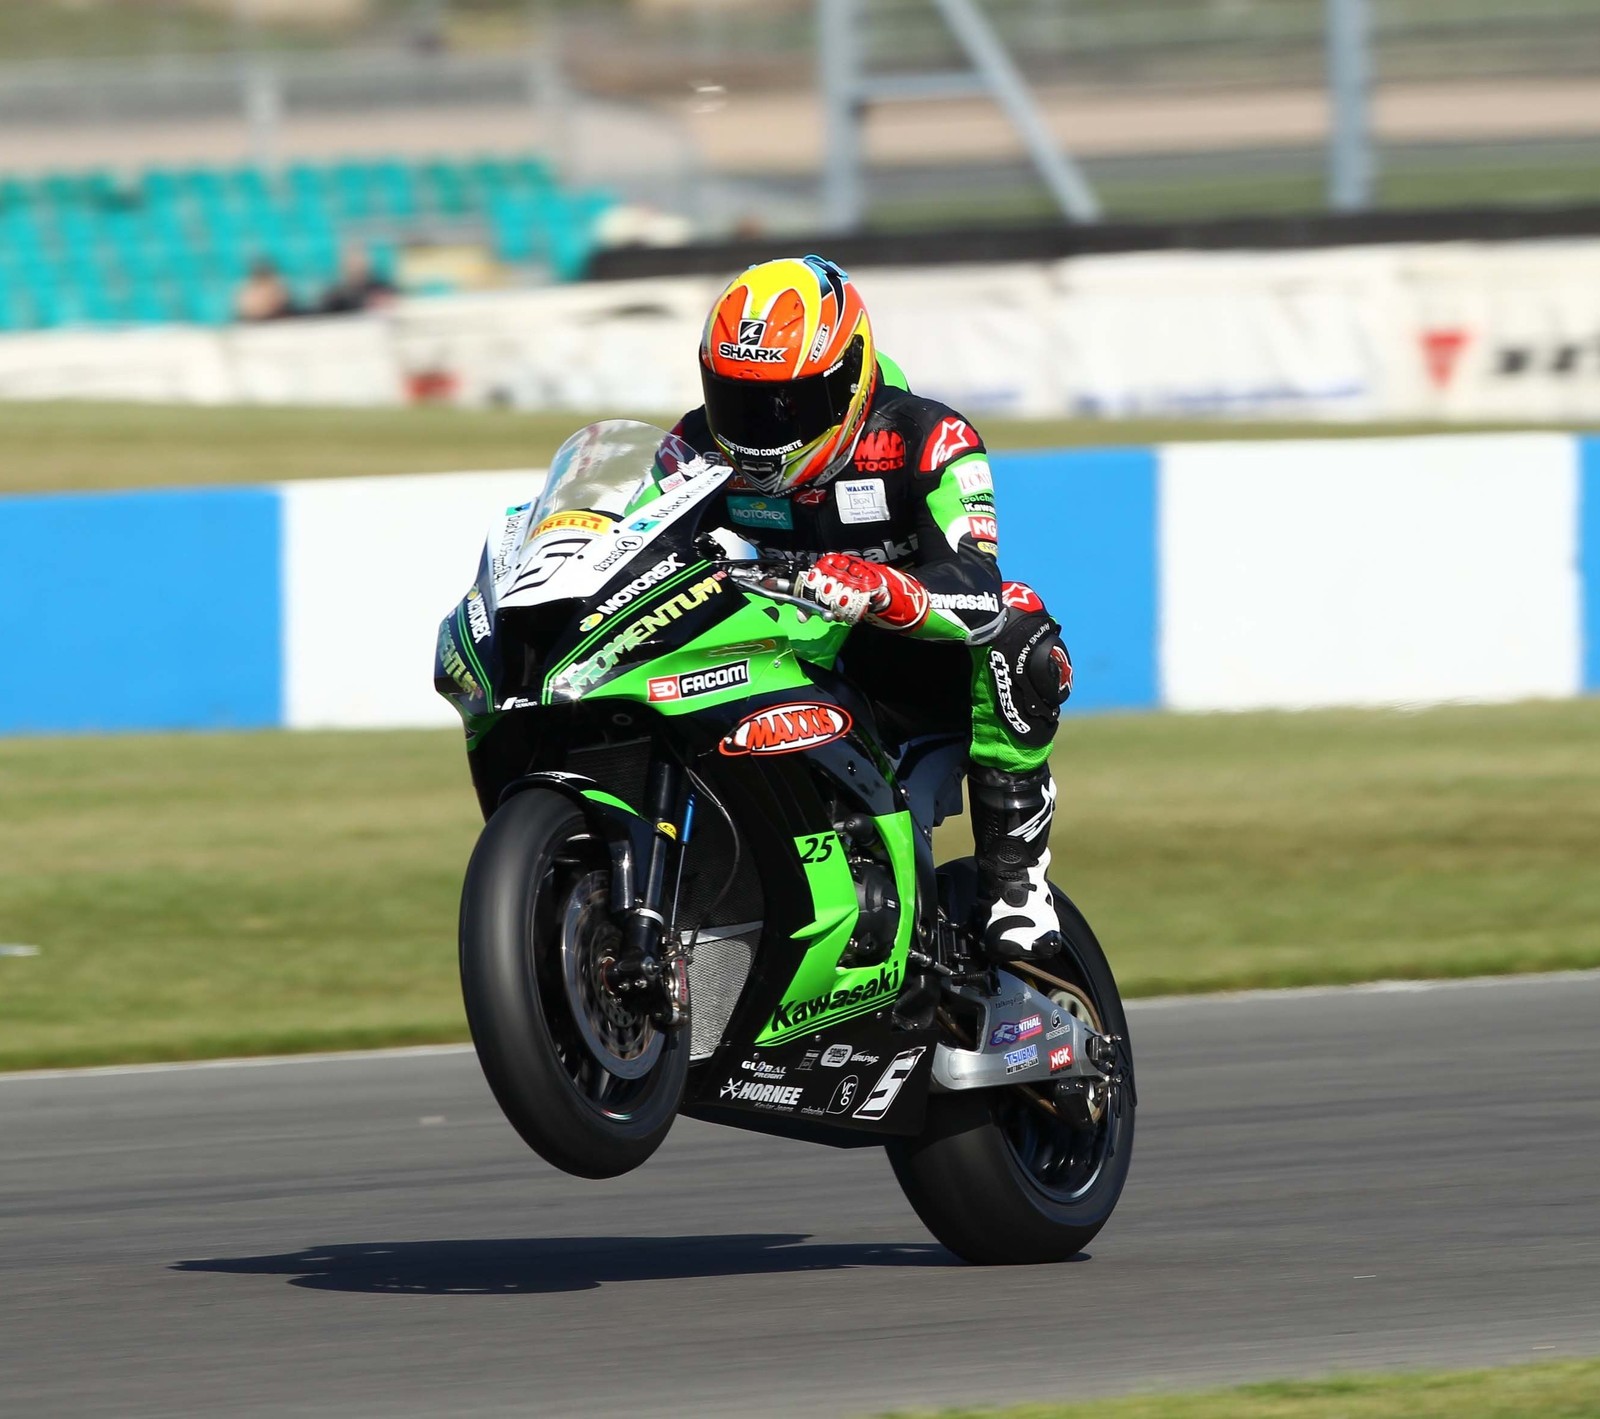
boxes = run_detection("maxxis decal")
[719,701,853,757]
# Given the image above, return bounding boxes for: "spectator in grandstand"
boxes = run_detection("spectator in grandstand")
[318,245,399,315]
[234,258,299,322]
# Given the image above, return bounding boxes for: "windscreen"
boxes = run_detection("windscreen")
[531,420,697,527]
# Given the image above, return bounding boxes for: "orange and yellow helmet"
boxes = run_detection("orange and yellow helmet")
[698,255,876,495]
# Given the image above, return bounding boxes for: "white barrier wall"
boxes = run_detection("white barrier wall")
[5,239,1600,420]
[1159,435,1583,710]
[282,468,544,729]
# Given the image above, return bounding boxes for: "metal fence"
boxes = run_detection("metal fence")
[0,0,1597,235]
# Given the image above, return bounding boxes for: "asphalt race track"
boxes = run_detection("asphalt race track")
[4,974,1597,1418]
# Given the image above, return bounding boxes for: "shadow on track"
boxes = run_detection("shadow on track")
[172,1234,955,1295]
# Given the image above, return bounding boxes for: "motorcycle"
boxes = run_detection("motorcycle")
[436,420,1134,1265]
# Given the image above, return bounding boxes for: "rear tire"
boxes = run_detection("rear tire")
[887,875,1135,1264]
[459,789,688,1179]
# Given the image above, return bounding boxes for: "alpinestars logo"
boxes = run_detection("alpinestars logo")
[989,650,1032,736]
[854,429,906,473]
[718,318,785,365]
[720,702,852,757]
[920,418,980,472]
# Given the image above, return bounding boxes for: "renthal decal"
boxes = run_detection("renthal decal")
[532,509,611,539]
[988,650,1032,736]
[920,417,980,473]
[853,1048,926,1121]
[1002,581,1044,613]
[565,575,723,690]
[464,587,491,644]
[592,534,646,574]
[717,1079,803,1108]
[719,701,853,757]
[578,554,685,630]
[647,660,750,703]
[768,962,901,1033]
[954,460,993,496]
[929,591,1000,614]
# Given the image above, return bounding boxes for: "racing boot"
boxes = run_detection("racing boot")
[969,763,1062,962]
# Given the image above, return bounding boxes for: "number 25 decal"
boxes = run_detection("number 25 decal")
[797,834,835,863]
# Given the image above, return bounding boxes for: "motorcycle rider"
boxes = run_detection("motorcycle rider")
[670,255,1073,961]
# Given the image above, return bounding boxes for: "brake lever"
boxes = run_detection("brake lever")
[725,564,839,622]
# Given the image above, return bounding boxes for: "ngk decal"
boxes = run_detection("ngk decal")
[719,702,852,757]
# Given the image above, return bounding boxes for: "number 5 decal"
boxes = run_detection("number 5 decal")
[853,1048,926,1121]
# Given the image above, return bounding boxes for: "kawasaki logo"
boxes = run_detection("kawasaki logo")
[929,591,999,614]
[565,574,722,690]
[769,962,901,1033]
[719,701,852,757]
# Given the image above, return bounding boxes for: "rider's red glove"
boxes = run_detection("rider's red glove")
[809,553,929,631]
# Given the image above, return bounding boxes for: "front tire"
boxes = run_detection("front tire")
[459,789,688,1179]
[887,878,1135,1264]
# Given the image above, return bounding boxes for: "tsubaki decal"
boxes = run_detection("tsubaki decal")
[719,701,852,756]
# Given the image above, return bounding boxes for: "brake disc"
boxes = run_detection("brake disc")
[559,870,663,1080]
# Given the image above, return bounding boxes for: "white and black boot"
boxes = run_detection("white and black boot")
[970,763,1062,962]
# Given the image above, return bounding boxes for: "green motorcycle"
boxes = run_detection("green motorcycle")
[437,421,1134,1265]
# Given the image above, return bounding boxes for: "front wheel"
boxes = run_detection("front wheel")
[887,876,1135,1264]
[459,788,688,1179]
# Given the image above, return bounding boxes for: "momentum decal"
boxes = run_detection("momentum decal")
[719,701,852,757]
[563,574,723,691]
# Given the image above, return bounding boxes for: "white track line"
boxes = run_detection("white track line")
[4,969,1598,1084]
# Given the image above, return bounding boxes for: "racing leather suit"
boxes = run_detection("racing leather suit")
[673,353,1073,958]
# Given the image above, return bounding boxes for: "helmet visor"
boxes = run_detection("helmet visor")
[701,335,865,469]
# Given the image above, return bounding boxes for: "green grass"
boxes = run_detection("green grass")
[875,1359,1600,1419]
[3,402,1594,498]
[2,699,1597,1071]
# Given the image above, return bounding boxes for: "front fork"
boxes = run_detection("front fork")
[603,756,693,1029]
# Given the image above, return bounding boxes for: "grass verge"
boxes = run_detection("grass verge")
[1,699,1596,1071]
[874,1359,1600,1419]
[1,402,1592,497]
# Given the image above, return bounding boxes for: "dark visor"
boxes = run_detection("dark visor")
[701,335,865,462]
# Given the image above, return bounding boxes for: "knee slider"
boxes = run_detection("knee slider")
[983,608,1070,747]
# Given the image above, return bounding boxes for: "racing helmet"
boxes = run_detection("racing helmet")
[698,255,876,495]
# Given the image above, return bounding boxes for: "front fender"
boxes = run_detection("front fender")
[496,771,664,912]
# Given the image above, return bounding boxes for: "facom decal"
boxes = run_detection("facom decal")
[853,1048,926,1120]
[533,509,611,538]
[647,660,750,703]
[1004,1044,1039,1075]
[719,701,853,757]
[563,575,724,691]
[464,587,492,643]
[1048,1045,1073,1073]
[768,962,900,1034]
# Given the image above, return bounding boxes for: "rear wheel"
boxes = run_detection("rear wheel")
[459,789,688,1179]
[887,874,1135,1264]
